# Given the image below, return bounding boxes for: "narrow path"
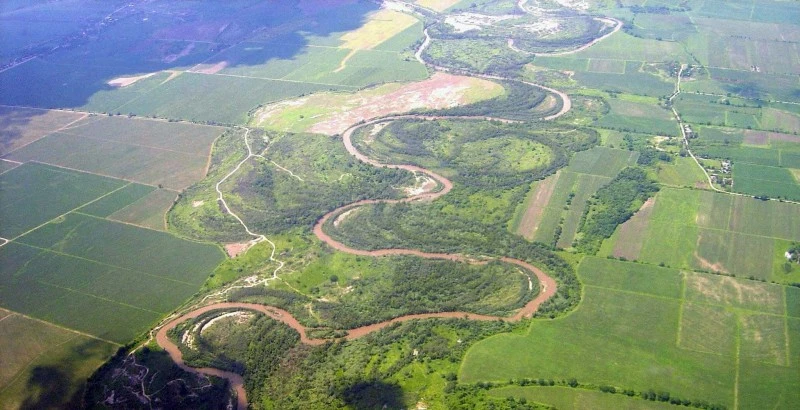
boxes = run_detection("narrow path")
[669,65,800,205]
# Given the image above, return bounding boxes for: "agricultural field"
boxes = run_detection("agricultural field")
[600,187,800,282]
[0,309,116,410]
[0,162,224,343]
[513,146,639,246]
[0,0,427,124]
[3,114,224,190]
[3,0,800,409]
[461,257,800,410]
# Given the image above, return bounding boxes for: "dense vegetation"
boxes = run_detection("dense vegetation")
[416,80,562,120]
[327,202,580,318]
[315,259,534,327]
[225,255,533,330]
[181,315,537,410]
[576,167,659,254]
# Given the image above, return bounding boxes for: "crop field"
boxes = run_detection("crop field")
[0,106,85,155]
[0,0,431,124]
[0,310,116,410]
[107,188,177,231]
[461,257,799,409]
[656,157,708,188]
[567,146,639,178]
[0,162,125,238]
[490,386,678,410]
[733,163,800,200]
[0,162,223,343]
[78,183,156,217]
[681,69,800,103]
[604,187,800,281]
[4,115,223,190]
[522,147,637,245]
[532,58,674,97]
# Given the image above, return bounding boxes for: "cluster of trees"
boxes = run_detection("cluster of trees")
[327,197,582,318]
[576,167,659,254]
[415,81,559,121]
[314,258,532,329]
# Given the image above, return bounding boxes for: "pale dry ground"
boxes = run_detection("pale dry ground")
[254,72,503,135]
[107,73,156,87]
[415,0,461,11]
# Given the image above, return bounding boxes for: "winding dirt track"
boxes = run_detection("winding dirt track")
[150,7,605,408]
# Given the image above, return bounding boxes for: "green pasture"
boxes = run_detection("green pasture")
[627,187,800,281]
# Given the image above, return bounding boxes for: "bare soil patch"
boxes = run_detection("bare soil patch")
[107,73,156,88]
[224,241,257,258]
[191,61,228,74]
[517,172,560,240]
[612,197,655,260]
[744,129,800,145]
[308,73,501,135]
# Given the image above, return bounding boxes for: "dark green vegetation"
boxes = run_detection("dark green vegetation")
[113,309,540,410]
[4,0,800,408]
[228,254,533,330]
[417,80,562,120]
[576,167,659,254]
[84,344,232,409]
[0,163,224,343]
[174,311,300,383]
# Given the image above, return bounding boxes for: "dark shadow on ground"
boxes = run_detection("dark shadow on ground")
[0,0,380,128]
[341,380,405,410]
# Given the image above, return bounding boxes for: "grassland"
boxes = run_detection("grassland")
[461,257,799,409]
[0,310,116,410]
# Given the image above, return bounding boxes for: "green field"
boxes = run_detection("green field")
[4,116,223,190]
[525,147,638,247]
[603,187,800,282]
[0,163,223,343]
[733,163,800,200]
[461,257,799,409]
[107,188,177,230]
[0,310,116,410]
[490,386,677,410]
[0,163,125,238]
